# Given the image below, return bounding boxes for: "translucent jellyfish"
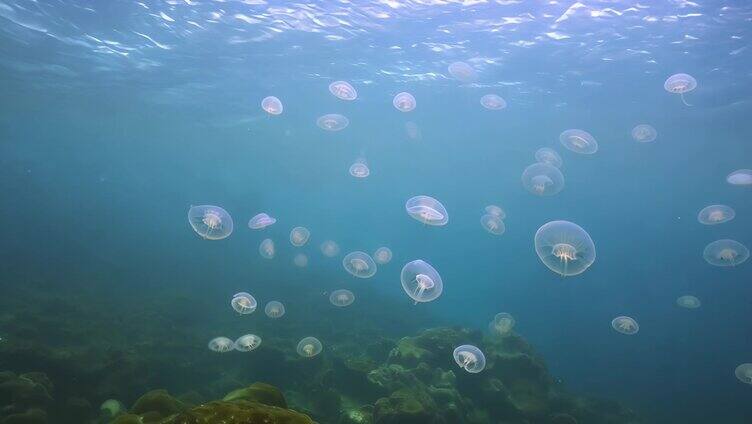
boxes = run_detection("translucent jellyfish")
[290,226,311,247]
[534,221,596,276]
[631,124,657,143]
[521,163,565,196]
[293,253,308,267]
[316,114,349,131]
[231,292,257,314]
[480,94,507,110]
[349,160,370,178]
[329,289,355,307]
[261,96,283,115]
[329,81,357,101]
[676,295,701,309]
[405,195,449,226]
[480,214,505,236]
[342,251,377,278]
[373,247,393,264]
[726,169,752,186]
[664,73,697,106]
[534,148,563,168]
[234,334,262,352]
[296,336,322,358]
[320,240,340,257]
[735,363,752,385]
[259,238,275,259]
[697,205,735,225]
[447,61,478,82]
[264,301,285,318]
[248,213,276,230]
[488,312,515,336]
[401,260,443,304]
[208,337,234,353]
[485,205,506,219]
[188,205,234,240]
[611,316,639,335]
[393,92,416,112]
[453,345,486,373]
[703,239,749,267]
[559,129,598,154]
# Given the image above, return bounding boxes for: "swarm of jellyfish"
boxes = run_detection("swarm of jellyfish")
[231,292,258,315]
[401,260,443,304]
[188,205,233,240]
[534,221,596,277]
[297,337,322,358]
[453,345,486,373]
[265,301,285,318]
[343,251,377,278]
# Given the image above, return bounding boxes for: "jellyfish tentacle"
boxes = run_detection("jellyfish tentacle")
[680,92,692,106]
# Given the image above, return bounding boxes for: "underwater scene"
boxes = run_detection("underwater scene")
[1,0,752,423]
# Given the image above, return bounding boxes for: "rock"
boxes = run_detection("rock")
[0,408,47,424]
[130,389,186,419]
[222,383,287,408]
[162,399,315,424]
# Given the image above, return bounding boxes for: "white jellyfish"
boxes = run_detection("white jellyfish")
[453,345,486,373]
[664,73,697,106]
[261,96,283,115]
[447,61,477,82]
[559,129,598,154]
[329,289,355,307]
[488,312,515,336]
[188,205,234,240]
[265,301,285,318]
[735,363,752,385]
[320,240,341,257]
[697,205,735,225]
[521,163,565,196]
[393,92,416,112]
[329,81,357,101]
[373,247,393,264]
[248,213,276,230]
[484,205,506,219]
[349,160,370,178]
[290,226,311,247]
[534,148,563,168]
[234,334,262,352]
[480,214,505,236]
[297,337,322,358]
[727,169,752,186]
[703,239,749,267]
[401,260,443,304]
[676,295,701,309]
[316,114,349,131]
[231,292,257,315]
[208,337,234,352]
[534,221,596,277]
[480,94,507,110]
[342,251,377,278]
[405,195,449,226]
[631,124,657,143]
[259,238,275,259]
[611,316,639,335]
[293,253,309,267]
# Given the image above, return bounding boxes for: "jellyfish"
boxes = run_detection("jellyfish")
[611,316,639,335]
[664,73,697,106]
[726,169,752,186]
[320,240,340,257]
[534,148,563,168]
[405,195,449,226]
[697,205,735,225]
[480,94,507,110]
[373,247,393,264]
[342,251,377,278]
[559,129,598,154]
[296,337,322,358]
[265,301,285,318]
[488,312,515,336]
[401,260,443,304]
[453,345,486,373]
[393,92,416,112]
[329,289,355,307]
[293,253,308,267]
[329,81,357,101]
[521,163,565,196]
[248,213,276,230]
[480,214,505,236]
[447,61,477,82]
[349,160,370,178]
[484,205,506,219]
[676,295,701,309]
[316,114,349,131]
[231,292,257,314]
[703,239,749,267]
[188,205,234,240]
[735,363,752,384]
[259,238,275,259]
[208,337,234,352]
[234,334,262,352]
[534,221,596,277]
[631,124,657,143]
[290,226,311,247]
[261,96,283,115]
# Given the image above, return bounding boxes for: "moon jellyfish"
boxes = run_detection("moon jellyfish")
[261,96,283,115]
[393,92,416,112]
[231,292,257,315]
[735,364,752,385]
[297,337,322,358]
[534,148,563,168]
[349,160,370,178]
[534,221,596,277]
[405,195,449,226]
[342,251,377,278]
[188,205,234,240]
[329,81,357,101]
[208,337,234,353]
[489,312,515,336]
[248,213,276,230]
[697,205,735,225]
[703,239,749,267]
[373,247,393,264]
[447,61,477,82]
[316,114,349,131]
[401,260,443,304]
[259,238,275,259]
[521,163,565,196]
[611,316,639,335]
[631,124,657,143]
[453,345,486,373]
[234,334,262,352]
[727,169,752,186]
[480,214,505,236]
[676,295,701,309]
[329,289,355,307]
[320,240,340,257]
[264,301,285,318]
[664,73,697,106]
[480,94,507,110]
[290,226,310,247]
[559,129,598,154]
[293,253,308,267]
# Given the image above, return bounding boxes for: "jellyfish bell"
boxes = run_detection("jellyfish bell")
[447,61,478,82]
[265,301,285,318]
[735,363,752,385]
[290,226,311,247]
[373,247,393,264]
[405,195,449,226]
[231,292,257,314]
[208,337,235,353]
[293,253,309,267]
[259,238,275,259]
[676,295,701,309]
[480,94,507,110]
[329,289,355,307]
[489,312,515,336]
[343,251,377,278]
[611,316,639,335]
[188,205,234,240]
[664,73,697,106]
[534,221,596,277]
[631,124,657,143]
[559,129,598,154]
[248,213,277,230]
[697,205,735,225]
[726,169,752,186]
[316,114,349,131]
[480,214,506,236]
[329,80,357,101]
[296,336,322,358]
[320,240,340,257]
[393,92,416,112]
[703,239,749,267]
[534,148,563,168]
[484,205,506,219]
[401,260,443,304]
[453,345,486,373]
[261,96,283,115]
[234,334,262,352]
[349,161,370,178]
[522,163,565,196]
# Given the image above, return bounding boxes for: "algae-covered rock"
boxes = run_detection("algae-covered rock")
[0,408,47,424]
[222,382,287,408]
[162,399,315,424]
[337,405,373,424]
[130,389,186,418]
[373,388,438,424]
[111,414,144,424]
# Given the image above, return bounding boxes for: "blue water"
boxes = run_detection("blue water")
[1,0,752,423]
